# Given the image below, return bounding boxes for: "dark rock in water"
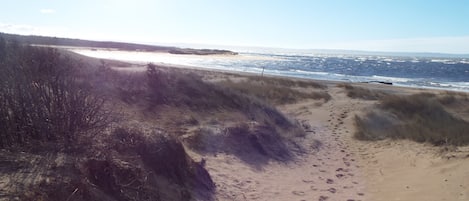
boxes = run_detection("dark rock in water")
[379,81,393,85]
[366,81,393,85]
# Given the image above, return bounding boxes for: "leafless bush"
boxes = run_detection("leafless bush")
[0,40,110,149]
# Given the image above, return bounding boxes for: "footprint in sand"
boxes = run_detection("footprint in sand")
[292,190,305,196]
[318,195,329,201]
[302,179,315,183]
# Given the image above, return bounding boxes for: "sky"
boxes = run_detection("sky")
[1,0,469,54]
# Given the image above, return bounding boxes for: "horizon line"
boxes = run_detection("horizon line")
[2,31,469,57]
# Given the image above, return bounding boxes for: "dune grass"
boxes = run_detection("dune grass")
[338,83,386,100]
[110,64,307,164]
[219,77,330,105]
[247,76,327,89]
[355,93,469,146]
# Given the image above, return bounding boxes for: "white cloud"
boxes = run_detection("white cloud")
[40,9,55,14]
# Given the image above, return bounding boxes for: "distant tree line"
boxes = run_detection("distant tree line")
[0,32,238,55]
[0,32,173,51]
[0,37,110,149]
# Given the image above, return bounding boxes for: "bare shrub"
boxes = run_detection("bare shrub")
[0,40,110,149]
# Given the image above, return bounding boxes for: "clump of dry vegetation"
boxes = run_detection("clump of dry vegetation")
[219,76,330,105]
[248,76,327,89]
[0,38,110,150]
[338,83,386,100]
[184,122,303,168]
[14,127,214,201]
[355,93,469,146]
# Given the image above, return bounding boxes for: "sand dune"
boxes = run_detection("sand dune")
[2,47,469,201]
[187,77,469,201]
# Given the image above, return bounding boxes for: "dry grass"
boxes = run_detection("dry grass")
[184,122,305,168]
[109,64,307,166]
[3,125,215,201]
[338,83,386,100]
[219,77,330,105]
[247,76,327,89]
[355,93,469,146]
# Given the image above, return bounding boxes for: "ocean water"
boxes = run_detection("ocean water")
[73,49,469,92]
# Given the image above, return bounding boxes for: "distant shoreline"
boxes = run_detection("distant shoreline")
[0,32,238,56]
[65,47,469,93]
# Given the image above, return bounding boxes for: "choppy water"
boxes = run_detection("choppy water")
[73,49,469,92]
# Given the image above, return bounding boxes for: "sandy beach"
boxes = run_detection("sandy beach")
[1,48,468,201]
[97,52,469,200]
[151,59,469,200]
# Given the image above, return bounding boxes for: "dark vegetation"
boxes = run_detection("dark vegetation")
[338,83,386,100]
[15,127,214,201]
[0,38,110,150]
[355,93,469,146]
[0,38,216,201]
[219,76,330,105]
[0,32,237,55]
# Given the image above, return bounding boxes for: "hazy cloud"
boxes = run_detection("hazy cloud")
[0,23,63,36]
[0,22,123,43]
[324,36,469,54]
[40,9,55,14]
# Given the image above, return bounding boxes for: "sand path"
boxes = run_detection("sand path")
[201,87,368,201]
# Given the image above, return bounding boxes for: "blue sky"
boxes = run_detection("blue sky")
[1,0,469,53]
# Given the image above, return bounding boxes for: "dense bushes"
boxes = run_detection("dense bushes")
[0,38,110,149]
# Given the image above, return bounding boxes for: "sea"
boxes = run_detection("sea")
[72,48,469,92]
